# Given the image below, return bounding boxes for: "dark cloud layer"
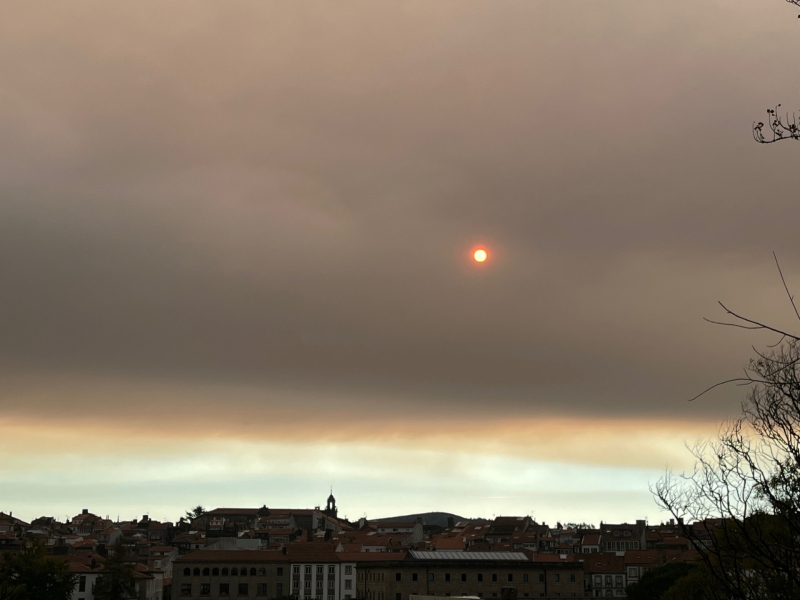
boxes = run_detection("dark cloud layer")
[2,0,800,421]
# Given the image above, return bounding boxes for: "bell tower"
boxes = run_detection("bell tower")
[325,488,338,518]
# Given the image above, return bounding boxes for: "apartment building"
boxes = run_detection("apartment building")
[582,553,626,598]
[355,550,583,600]
[173,544,352,600]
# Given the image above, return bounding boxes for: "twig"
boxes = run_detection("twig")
[774,252,800,321]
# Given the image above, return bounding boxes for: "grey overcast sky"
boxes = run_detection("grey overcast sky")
[2,0,800,523]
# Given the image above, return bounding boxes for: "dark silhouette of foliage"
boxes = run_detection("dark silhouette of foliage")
[660,565,714,600]
[625,561,700,600]
[655,256,800,599]
[0,539,77,600]
[92,542,137,600]
[185,505,206,521]
[0,582,26,600]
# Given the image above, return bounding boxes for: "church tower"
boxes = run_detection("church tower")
[324,490,338,518]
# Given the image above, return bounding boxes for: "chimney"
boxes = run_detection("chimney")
[82,509,89,515]
[447,517,455,528]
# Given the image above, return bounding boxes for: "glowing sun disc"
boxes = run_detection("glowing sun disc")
[473,248,488,263]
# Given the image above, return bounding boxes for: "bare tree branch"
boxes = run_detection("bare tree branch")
[773,252,800,322]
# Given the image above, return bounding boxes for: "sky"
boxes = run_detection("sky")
[2,0,800,526]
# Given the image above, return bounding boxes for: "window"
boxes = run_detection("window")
[249,568,256,576]
[569,574,576,583]
[329,579,335,590]
[554,574,560,583]
[294,566,301,575]
[184,568,191,576]
[604,576,611,587]
[213,568,220,576]
[194,568,201,576]
[317,579,324,590]
[461,574,466,582]
[181,584,192,596]
[508,574,513,582]
[257,583,269,596]
[593,576,602,587]
[79,576,86,592]
[396,595,401,600]
[445,573,451,582]
[306,566,312,576]
[412,573,418,582]
[223,568,229,576]
[305,580,312,590]
[238,583,249,596]
[329,596,335,600]
[396,573,402,582]
[278,568,284,576]
[232,568,239,576]
[523,574,528,583]
[220,584,230,596]
[277,584,283,596]
[478,574,483,582]
[614,576,622,588]
[492,574,498,582]
[345,581,352,590]
[345,566,352,576]
[203,568,210,576]
[259,568,266,576]
[539,574,545,583]
[294,580,300,590]
[318,566,324,577]
[428,573,434,582]
[329,566,336,576]
[201,584,211,596]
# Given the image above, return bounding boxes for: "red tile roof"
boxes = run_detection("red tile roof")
[581,553,625,573]
[175,550,290,563]
[337,551,408,562]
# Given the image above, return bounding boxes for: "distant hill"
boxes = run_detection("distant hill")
[371,512,474,528]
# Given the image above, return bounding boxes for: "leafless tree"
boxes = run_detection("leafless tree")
[654,255,800,599]
[752,1,800,143]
